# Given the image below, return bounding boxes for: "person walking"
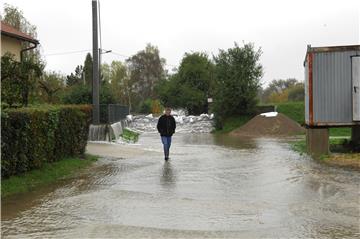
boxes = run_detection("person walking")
[157,107,176,161]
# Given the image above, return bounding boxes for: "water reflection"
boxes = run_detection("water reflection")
[160,161,176,187]
[213,134,258,149]
[176,133,258,150]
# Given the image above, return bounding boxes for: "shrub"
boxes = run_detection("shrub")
[1,105,92,178]
[138,98,153,113]
[121,128,139,143]
[61,84,116,105]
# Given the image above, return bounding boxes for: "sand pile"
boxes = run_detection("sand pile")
[230,113,304,137]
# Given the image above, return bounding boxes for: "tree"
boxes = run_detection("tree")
[126,43,166,108]
[83,53,93,86]
[260,78,304,103]
[2,4,41,63]
[1,53,44,106]
[288,82,305,101]
[61,84,115,105]
[213,42,263,128]
[66,65,83,87]
[157,52,214,114]
[38,71,65,103]
[109,61,129,105]
[101,63,111,84]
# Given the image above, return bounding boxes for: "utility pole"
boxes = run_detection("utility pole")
[92,0,100,124]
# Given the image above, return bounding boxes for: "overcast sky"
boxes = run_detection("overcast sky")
[2,0,359,85]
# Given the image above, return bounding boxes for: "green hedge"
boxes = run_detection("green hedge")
[1,105,92,178]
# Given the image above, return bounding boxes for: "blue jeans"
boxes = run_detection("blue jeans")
[161,136,172,158]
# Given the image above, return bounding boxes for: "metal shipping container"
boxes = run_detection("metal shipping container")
[304,45,360,127]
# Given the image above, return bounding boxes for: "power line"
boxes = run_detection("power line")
[43,49,91,56]
[43,49,178,69]
[109,51,130,58]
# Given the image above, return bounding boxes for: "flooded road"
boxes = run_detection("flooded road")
[2,133,360,238]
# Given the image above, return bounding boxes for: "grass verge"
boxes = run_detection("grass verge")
[121,128,140,142]
[1,154,98,198]
[291,138,360,169]
[329,127,351,137]
[276,101,304,125]
[276,102,351,137]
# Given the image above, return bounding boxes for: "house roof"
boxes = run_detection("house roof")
[1,21,39,44]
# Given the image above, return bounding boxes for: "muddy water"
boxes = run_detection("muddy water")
[2,133,360,238]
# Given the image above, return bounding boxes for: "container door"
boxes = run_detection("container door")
[353,56,360,121]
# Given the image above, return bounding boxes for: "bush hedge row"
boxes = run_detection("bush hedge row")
[1,105,92,178]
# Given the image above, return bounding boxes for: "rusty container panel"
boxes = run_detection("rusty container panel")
[305,47,360,126]
[304,57,310,125]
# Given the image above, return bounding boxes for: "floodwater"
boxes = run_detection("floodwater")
[2,133,360,238]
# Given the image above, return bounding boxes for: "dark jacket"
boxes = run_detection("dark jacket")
[157,115,176,137]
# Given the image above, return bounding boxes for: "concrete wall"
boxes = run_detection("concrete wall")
[1,35,22,61]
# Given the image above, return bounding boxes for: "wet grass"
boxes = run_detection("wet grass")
[121,128,140,142]
[291,139,307,155]
[329,127,351,137]
[1,154,98,198]
[291,138,360,169]
[276,102,351,137]
[291,138,352,155]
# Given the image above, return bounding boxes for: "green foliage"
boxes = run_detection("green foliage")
[157,52,214,114]
[100,63,111,83]
[109,61,129,105]
[1,155,98,198]
[121,128,139,143]
[37,71,65,103]
[1,105,92,178]
[62,85,91,104]
[291,140,306,155]
[139,98,153,113]
[2,3,37,38]
[1,53,44,107]
[288,83,305,101]
[61,84,116,105]
[66,65,83,87]
[213,42,263,125]
[276,101,305,124]
[83,53,93,86]
[260,78,304,104]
